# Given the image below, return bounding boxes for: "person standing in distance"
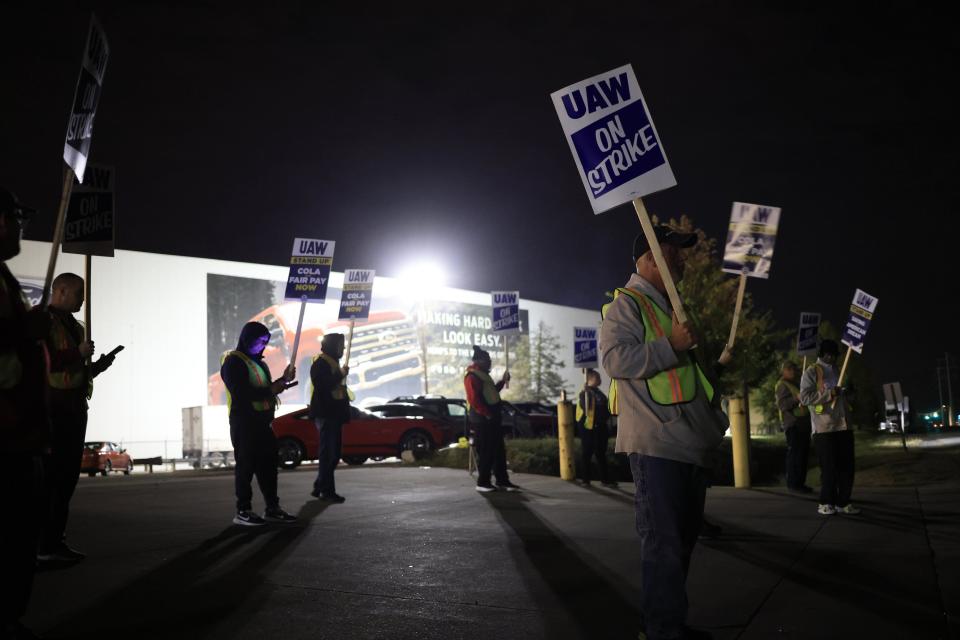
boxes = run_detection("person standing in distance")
[38,272,117,564]
[464,345,520,493]
[576,368,615,487]
[600,227,726,640]
[310,333,351,503]
[776,361,812,494]
[220,322,298,526]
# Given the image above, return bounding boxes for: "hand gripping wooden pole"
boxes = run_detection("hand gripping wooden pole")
[726,271,748,350]
[633,197,688,323]
[40,165,76,309]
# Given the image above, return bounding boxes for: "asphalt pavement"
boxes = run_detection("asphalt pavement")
[25,464,960,639]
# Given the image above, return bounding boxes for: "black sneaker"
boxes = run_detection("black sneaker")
[496,481,522,493]
[475,482,496,493]
[319,493,346,503]
[37,542,86,563]
[264,507,298,523]
[233,510,266,526]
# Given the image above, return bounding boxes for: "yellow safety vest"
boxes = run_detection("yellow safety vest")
[576,387,597,429]
[312,352,353,401]
[602,287,714,414]
[222,350,275,413]
[47,312,88,391]
[464,366,500,413]
[812,365,828,415]
[775,378,808,422]
[0,274,27,390]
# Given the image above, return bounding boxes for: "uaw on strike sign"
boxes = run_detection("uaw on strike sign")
[722,202,781,278]
[64,16,109,183]
[574,327,599,368]
[841,289,879,354]
[284,238,335,302]
[491,291,520,333]
[63,164,114,257]
[551,64,677,214]
[339,269,375,320]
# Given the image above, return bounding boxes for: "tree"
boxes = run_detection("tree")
[504,320,566,403]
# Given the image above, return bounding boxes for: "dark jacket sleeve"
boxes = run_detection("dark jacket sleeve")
[310,358,349,420]
[776,381,799,428]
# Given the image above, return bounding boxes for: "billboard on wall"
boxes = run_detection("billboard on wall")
[207,274,529,408]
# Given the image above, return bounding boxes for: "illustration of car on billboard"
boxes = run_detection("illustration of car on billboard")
[208,303,423,407]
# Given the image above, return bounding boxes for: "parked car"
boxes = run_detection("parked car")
[389,395,549,438]
[81,442,133,476]
[271,405,454,469]
[512,401,558,417]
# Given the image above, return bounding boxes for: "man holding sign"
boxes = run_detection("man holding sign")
[600,227,727,640]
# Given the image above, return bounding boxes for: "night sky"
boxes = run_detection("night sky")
[2,4,958,411]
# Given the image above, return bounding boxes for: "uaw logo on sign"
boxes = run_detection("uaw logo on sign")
[63,16,109,183]
[841,289,879,354]
[722,202,781,279]
[574,326,599,368]
[284,238,335,302]
[551,64,677,214]
[796,311,821,356]
[338,269,375,320]
[491,291,520,333]
[63,164,115,257]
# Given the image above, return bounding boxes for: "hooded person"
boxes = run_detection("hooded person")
[309,331,351,502]
[464,345,519,492]
[220,321,297,525]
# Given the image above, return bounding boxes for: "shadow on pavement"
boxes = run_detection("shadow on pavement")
[484,492,642,640]
[44,500,331,639]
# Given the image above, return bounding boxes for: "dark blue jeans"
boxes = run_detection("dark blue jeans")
[314,418,344,495]
[629,454,708,640]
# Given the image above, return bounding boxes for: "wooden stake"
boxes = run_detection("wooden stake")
[831,346,853,409]
[633,197,688,324]
[40,164,75,309]
[84,254,92,337]
[344,319,356,366]
[289,296,308,365]
[726,271,748,350]
[802,355,808,372]
[504,333,510,389]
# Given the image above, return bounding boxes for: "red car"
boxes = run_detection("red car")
[271,406,454,469]
[81,441,134,476]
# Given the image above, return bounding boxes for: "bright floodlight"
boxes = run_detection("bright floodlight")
[399,262,446,299]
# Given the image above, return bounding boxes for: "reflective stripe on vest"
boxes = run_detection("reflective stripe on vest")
[317,353,352,401]
[47,313,88,390]
[775,379,808,423]
[0,274,26,389]
[222,351,274,412]
[576,387,596,429]
[464,365,500,413]
[601,287,714,412]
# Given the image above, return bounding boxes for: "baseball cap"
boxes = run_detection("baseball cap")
[0,187,36,219]
[632,226,697,262]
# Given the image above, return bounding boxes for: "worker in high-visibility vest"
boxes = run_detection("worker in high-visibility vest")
[599,226,728,640]
[0,187,49,640]
[221,321,297,526]
[38,272,117,564]
[799,339,860,516]
[776,361,812,494]
[464,345,519,493]
[310,332,351,503]
[576,368,614,486]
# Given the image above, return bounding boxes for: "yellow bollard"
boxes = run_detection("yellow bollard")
[728,396,751,488]
[557,400,576,481]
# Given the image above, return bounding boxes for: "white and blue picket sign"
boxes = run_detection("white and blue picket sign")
[491,291,520,333]
[796,312,821,357]
[551,64,677,214]
[339,269,375,321]
[841,289,879,354]
[574,326,599,369]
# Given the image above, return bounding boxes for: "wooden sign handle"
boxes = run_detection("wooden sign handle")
[726,271,748,350]
[344,319,356,366]
[633,197,688,324]
[40,164,75,309]
[504,333,510,389]
[289,296,308,366]
[831,346,853,409]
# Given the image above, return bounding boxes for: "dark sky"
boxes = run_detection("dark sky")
[2,3,958,411]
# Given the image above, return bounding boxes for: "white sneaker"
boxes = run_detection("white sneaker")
[836,504,861,515]
[818,504,836,515]
[475,483,496,493]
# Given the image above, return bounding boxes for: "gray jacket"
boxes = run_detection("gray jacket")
[798,359,849,433]
[600,274,727,469]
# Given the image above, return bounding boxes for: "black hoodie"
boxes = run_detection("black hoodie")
[220,322,276,425]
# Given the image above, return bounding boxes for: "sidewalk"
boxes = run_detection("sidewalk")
[26,466,958,639]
